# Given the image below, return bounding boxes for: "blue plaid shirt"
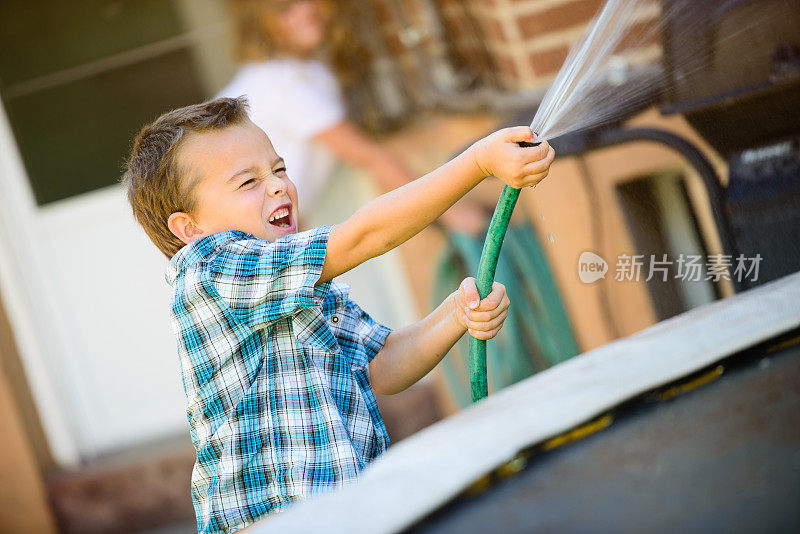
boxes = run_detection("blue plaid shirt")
[165,226,391,533]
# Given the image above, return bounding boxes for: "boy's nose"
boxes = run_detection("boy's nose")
[265,175,287,197]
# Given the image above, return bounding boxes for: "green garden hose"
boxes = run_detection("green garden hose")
[433,211,580,407]
[470,184,522,401]
[432,139,581,404]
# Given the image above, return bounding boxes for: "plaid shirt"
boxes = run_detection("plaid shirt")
[165,226,391,533]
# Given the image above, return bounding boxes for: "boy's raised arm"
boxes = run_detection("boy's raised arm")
[318,127,554,283]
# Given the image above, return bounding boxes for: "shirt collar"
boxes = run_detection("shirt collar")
[165,230,253,285]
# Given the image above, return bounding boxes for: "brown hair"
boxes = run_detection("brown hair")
[227,0,352,77]
[122,97,250,259]
[228,0,283,62]
[227,0,375,124]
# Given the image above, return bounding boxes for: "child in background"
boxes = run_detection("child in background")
[219,0,487,232]
[122,97,554,533]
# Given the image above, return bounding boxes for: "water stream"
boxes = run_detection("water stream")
[529,0,779,142]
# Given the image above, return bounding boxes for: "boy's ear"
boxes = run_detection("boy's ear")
[168,212,204,245]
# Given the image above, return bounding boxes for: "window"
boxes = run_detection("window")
[0,0,208,204]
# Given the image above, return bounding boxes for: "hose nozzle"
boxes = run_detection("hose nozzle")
[518,132,542,148]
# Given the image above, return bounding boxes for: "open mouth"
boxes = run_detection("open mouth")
[268,205,293,228]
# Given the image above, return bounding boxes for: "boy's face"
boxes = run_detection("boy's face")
[175,120,299,243]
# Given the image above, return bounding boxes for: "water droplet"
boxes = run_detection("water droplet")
[540,213,545,220]
[547,233,555,243]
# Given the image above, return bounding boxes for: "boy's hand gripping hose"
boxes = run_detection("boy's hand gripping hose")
[469,140,540,402]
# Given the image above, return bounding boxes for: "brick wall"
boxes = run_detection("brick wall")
[357,0,662,96]
[453,0,661,91]
[336,0,662,128]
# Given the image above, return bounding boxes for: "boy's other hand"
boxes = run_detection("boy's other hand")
[471,127,555,189]
[453,277,510,340]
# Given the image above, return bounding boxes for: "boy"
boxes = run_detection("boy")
[123,97,554,533]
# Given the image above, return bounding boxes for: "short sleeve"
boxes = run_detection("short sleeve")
[208,226,332,330]
[345,298,393,365]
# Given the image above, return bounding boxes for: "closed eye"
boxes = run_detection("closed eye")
[238,178,256,189]
[274,166,287,175]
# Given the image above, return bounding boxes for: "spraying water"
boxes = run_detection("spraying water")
[530,0,660,140]
[528,0,780,142]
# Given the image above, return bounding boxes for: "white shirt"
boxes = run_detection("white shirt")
[217,59,345,211]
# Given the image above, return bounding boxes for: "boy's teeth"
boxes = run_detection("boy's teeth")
[269,207,289,222]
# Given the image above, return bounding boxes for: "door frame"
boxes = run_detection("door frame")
[0,100,81,466]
